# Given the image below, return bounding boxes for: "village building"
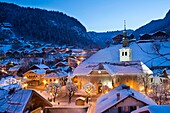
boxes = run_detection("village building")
[73,26,153,93]
[42,71,67,86]
[8,65,21,76]
[0,89,52,112]
[139,31,168,41]
[23,69,46,86]
[95,84,157,113]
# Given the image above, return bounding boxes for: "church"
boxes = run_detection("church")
[73,23,153,93]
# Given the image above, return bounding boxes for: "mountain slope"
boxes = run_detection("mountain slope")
[0,2,97,48]
[133,10,170,39]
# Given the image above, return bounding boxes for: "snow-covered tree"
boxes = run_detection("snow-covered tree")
[82,82,95,103]
[66,83,77,104]
[137,74,151,95]
[46,83,61,102]
[151,74,169,105]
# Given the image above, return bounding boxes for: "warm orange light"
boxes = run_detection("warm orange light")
[24,76,28,79]
[1,69,7,74]
[77,61,80,65]
[105,91,108,94]
[55,79,59,83]
[43,80,47,84]
[23,83,28,88]
[98,70,101,74]
[140,87,144,92]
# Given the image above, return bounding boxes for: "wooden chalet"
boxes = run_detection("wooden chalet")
[0,89,52,112]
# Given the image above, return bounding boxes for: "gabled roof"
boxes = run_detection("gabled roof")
[8,65,21,71]
[24,69,46,75]
[29,64,49,70]
[43,72,67,78]
[32,69,46,74]
[95,84,157,113]
[74,61,153,76]
[131,105,170,113]
[0,89,52,112]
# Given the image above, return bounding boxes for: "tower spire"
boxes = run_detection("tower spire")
[122,20,129,47]
[123,20,127,38]
[124,20,126,31]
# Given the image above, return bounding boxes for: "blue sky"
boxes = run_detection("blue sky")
[0,0,170,32]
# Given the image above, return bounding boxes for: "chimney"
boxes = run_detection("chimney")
[117,93,120,101]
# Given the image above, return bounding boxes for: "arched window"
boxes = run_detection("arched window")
[122,52,124,56]
[125,52,127,56]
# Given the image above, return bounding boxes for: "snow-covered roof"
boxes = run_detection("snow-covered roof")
[95,84,157,113]
[0,90,32,112]
[31,69,46,74]
[76,97,86,101]
[57,66,70,72]
[0,89,52,112]
[0,76,19,87]
[55,61,68,66]
[131,105,170,113]
[73,42,170,76]
[8,65,20,71]
[35,64,49,69]
[0,84,22,91]
[74,61,153,76]
[43,72,67,78]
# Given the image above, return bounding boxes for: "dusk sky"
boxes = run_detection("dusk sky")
[0,0,170,32]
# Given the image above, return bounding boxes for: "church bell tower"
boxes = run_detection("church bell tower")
[119,20,132,62]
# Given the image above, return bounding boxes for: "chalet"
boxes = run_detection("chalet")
[152,31,167,41]
[0,89,52,112]
[47,49,59,61]
[68,57,79,68]
[23,69,46,86]
[8,65,21,76]
[139,34,152,40]
[42,72,67,86]
[13,51,20,59]
[0,22,13,36]
[6,50,14,58]
[0,22,12,29]
[139,31,168,41]
[131,105,170,113]
[95,84,157,113]
[112,34,124,44]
